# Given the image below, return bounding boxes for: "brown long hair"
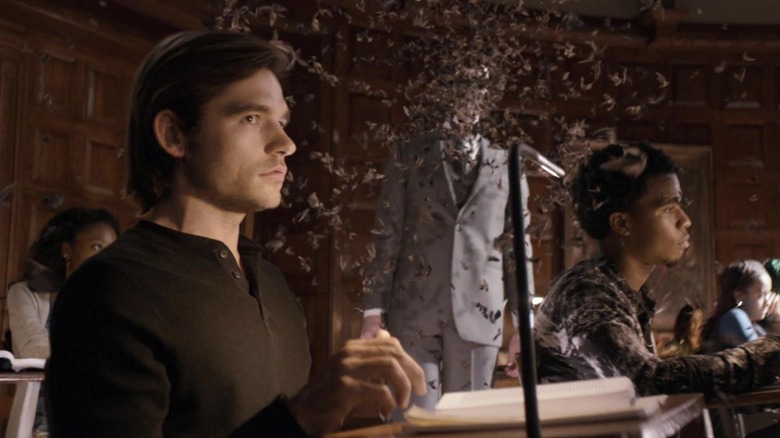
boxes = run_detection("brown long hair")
[126,31,294,213]
[702,259,770,341]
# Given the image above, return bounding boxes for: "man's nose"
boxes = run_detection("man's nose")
[272,128,296,157]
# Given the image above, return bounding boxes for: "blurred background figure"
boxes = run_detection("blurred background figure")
[6,207,119,436]
[761,258,780,335]
[701,260,771,353]
[658,304,704,359]
[361,64,534,414]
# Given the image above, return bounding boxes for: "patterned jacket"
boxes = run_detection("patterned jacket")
[535,255,780,397]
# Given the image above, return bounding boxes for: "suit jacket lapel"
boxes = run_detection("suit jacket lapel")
[438,139,459,206]
[458,137,499,216]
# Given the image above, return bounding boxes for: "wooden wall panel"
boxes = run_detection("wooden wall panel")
[723,66,762,109]
[31,51,80,117]
[614,63,666,107]
[0,48,20,363]
[718,124,766,168]
[86,66,128,126]
[81,138,124,196]
[715,169,767,231]
[31,127,73,187]
[667,122,711,145]
[671,65,710,108]
[717,231,780,266]
[0,4,146,404]
[348,26,394,81]
[346,91,393,162]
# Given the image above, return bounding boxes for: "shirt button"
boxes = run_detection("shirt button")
[232,271,241,279]
[219,249,229,258]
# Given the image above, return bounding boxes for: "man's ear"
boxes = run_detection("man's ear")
[608,211,631,237]
[153,109,187,159]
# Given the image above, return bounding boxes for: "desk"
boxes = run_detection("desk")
[0,372,45,438]
[327,393,709,438]
[706,384,780,409]
[0,372,44,383]
[705,385,780,438]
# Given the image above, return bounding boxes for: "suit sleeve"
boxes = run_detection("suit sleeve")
[363,143,408,311]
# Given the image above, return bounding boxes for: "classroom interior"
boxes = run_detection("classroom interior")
[1,0,780,430]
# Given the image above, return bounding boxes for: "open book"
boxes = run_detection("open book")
[0,350,45,372]
[405,376,666,431]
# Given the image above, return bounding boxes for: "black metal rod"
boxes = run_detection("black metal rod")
[509,144,541,438]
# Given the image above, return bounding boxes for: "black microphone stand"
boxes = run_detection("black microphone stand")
[508,144,541,438]
[509,142,565,437]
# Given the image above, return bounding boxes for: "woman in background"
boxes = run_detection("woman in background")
[701,260,771,353]
[761,258,780,334]
[6,206,119,435]
[658,304,704,358]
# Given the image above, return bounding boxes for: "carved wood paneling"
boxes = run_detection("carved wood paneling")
[613,63,666,107]
[717,230,780,266]
[715,169,768,231]
[618,121,665,143]
[346,91,393,162]
[670,65,710,108]
[0,4,146,399]
[0,47,20,327]
[349,26,394,81]
[667,122,712,145]
[86,66,128,127]
[31,51,79,117]
[723,66,762,109]
[80,138,124,196]
[551,59,604,102]
[718,124,766,169]
[31,127,73,187]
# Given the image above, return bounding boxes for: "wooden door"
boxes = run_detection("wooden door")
[0,19,143,348]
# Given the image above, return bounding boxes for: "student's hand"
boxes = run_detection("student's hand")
[506,331,520,378]
[288,330,426,435]
[360,314,384,339]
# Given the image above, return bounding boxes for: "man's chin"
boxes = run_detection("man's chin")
[663,255,684,268]
[254,197,282,212]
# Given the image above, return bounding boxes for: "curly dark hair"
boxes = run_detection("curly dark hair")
[570,142,678,240]
[21,207,120,292]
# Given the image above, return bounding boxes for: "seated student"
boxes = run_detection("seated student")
[7,207,119,435]
[701,260,770,353]
[657,304,704,358]
[535,142,780,397]
[46,30,425,437]
[761,258,780,334]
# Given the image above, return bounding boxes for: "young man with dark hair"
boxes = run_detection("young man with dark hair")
[46,31,425,437]
[535,142,780,397]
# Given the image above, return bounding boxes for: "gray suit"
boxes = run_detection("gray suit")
[364,132,533,410]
